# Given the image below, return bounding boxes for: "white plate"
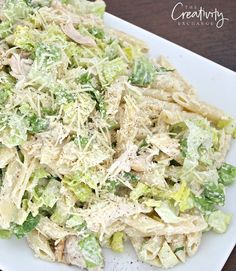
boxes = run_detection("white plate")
[1,12,236,271]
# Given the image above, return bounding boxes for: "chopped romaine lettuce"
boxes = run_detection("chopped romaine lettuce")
[41,179,61,208]
[51,203,69,226]
[182,120,213,171]
[3,0,31,22]
[0,71,15,106]
[130,182,150,201]
[79,234,103,268]
[77,72,92,85]
[193,196,216,214]
[203,182,225,206]
[88,0,106,17]
[105,179,120,193]
[0,90,10,106]
[35,43,61,67]
[122,171,140,184]
[11,213,40,239]
[72,168,104,191]
[129,57,156,87]
[171,181,193,212]
[13,25,37,52]
[61,0,105,17]
[207,210,232,233]
[0,114,28,147]
[18,103,32,116]
[170,122,187,137]
[66,214,87,231]
[28,43,62,86]
[87,88,106,116]
[100,58,127,86]
[0,21,13,39]
[88,27,105,40]
[218,163,236,186]
[155,202,182,223]
[38,205,55,217]
[193,181,225,214]
[179,138,187,158]
[42,24,67,45]
[27,114,49,134]
[63,178,92,202]
[32,167,51,181]
[105,40,120,60]
[217,118,236,137]
[53,84,75,105]
[64,42,82,67]
[111,231,124,253]
[0,229,12,239]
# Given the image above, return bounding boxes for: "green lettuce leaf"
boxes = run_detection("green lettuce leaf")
[130,182,150,201]
[0,72,15,106]
[110,231,124,253]
[88,27,105,40]
[53,84,75,105]
[203,182,225,206]
[13,25,38,52]
[27,114,49,134]
[218,163,236,186]
[41,179,61,208]
[193,196,216,214]
[100,58,127,86]
[207,210,232,233]
[79,234,103,268]
[63,178,92,202]
[66,0,106,17]
[3,0,31,22]
[0,229,12,239]
[0,114,28,147]
[171,181,193,212]
[183,120,213,171]
[28,43,62,86]
[11,213,40,239]
[129,57,156,87]
[105,40,120,60]
[35,43,61,67]
[0,21,13,39]
[217,118,236,138]
[155,202,182,223]
[66,214,87,231]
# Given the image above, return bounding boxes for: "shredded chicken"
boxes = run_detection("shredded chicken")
[61,22,96,47]
[148,133,180,157]
[107,143,138,178]
[8,53,33,80]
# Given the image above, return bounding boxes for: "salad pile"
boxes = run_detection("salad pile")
[0,0,236,270]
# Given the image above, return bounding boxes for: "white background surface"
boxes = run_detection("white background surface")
[0,12,236,271]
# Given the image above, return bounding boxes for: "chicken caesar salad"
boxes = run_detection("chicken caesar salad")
[0,0,236,270]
